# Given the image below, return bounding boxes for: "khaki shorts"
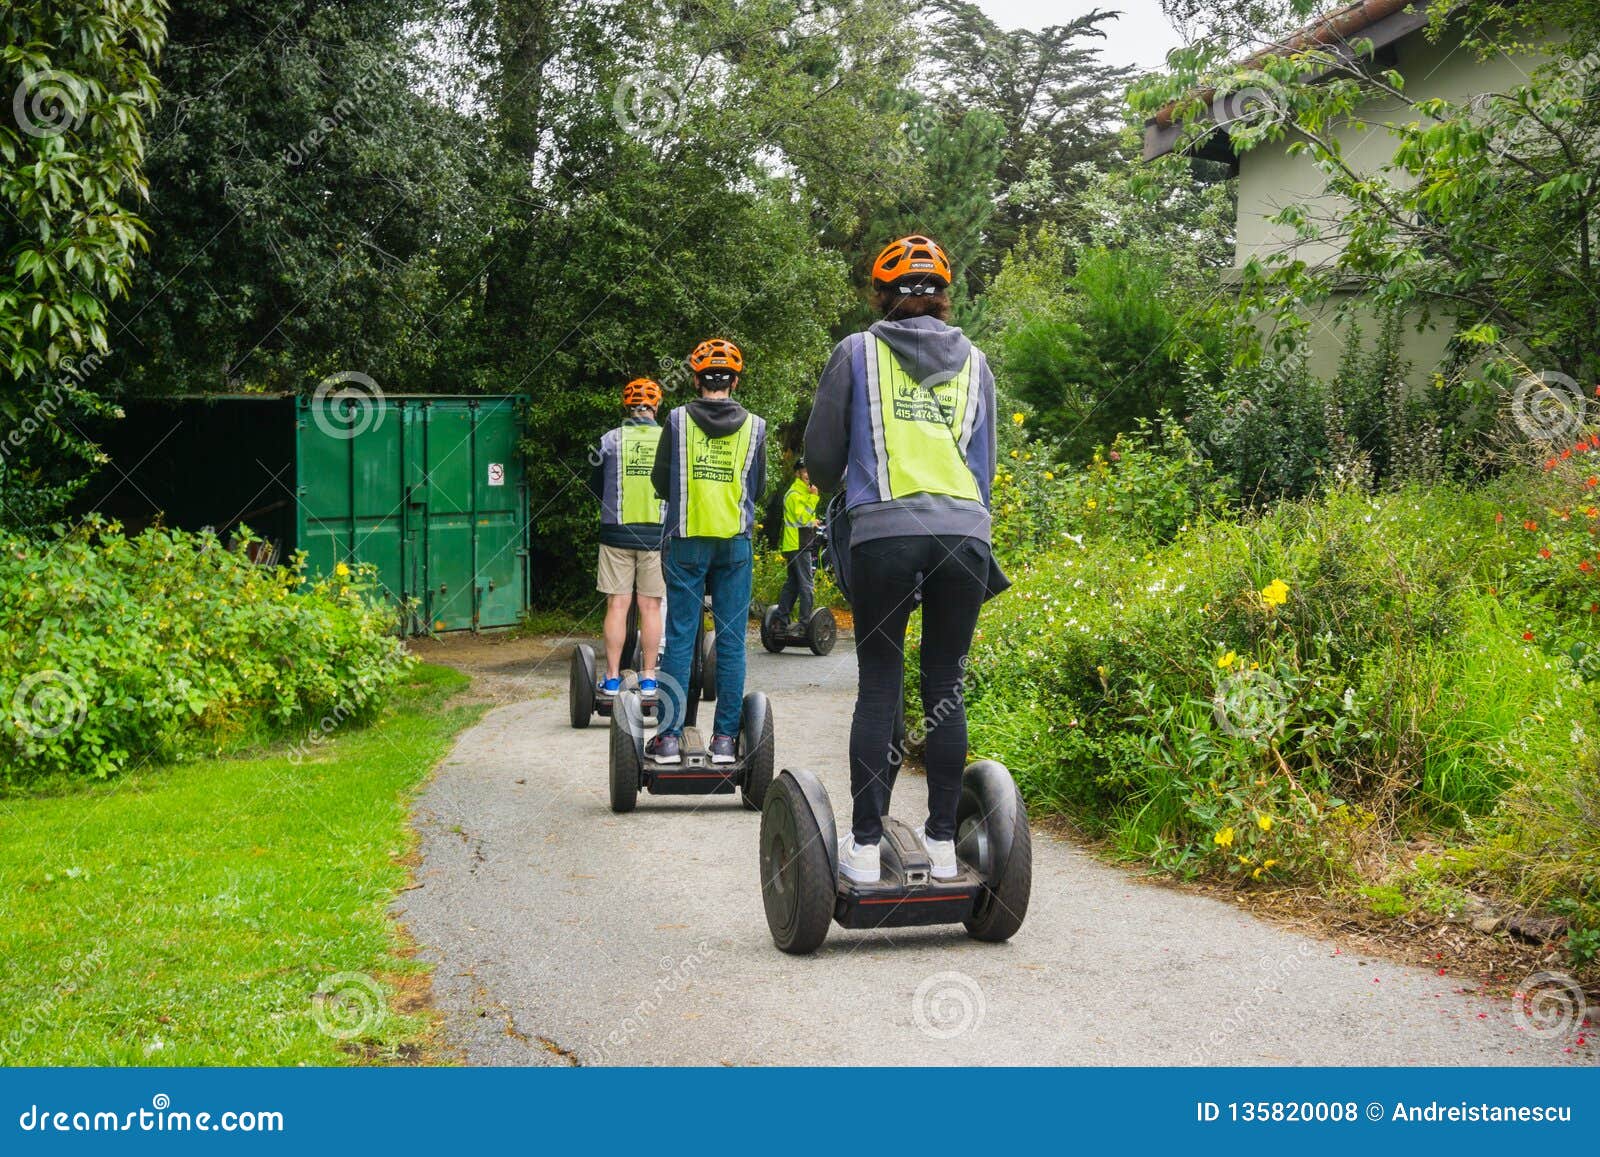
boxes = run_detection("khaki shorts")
[597,544,665,598]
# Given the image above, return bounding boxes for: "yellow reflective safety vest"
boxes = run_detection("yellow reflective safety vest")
[618,423,662,525]
[677,411,761,538]
[864,335,982,503]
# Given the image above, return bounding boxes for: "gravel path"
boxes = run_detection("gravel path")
[397,633,1594,1066]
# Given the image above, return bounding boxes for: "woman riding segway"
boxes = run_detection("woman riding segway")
[803,234,1012,885]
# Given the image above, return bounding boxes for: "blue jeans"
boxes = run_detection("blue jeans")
[661,535,752,737]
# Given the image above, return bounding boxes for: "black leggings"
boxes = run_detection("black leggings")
[848,534,988,844]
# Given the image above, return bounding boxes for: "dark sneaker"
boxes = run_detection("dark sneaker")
[645,733,681,764]
[709,734,737,765]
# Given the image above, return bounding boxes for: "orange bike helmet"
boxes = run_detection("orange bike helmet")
[688,339,744,375]
[622,377,662,408]
[871,234,952,288]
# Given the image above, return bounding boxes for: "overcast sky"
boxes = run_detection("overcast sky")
[971,0,1188,71]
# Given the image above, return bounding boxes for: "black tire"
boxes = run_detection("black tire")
[740,694,774,811]
[622,602,640,673]
[700,625,717,701]
[760,605,786,653]
[959,762,1032,942]
[759,774,834,954]
[608,695,640,813]
[807,608,837,656]
[569,645,595,729]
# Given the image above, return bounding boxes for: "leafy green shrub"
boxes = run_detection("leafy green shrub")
[0,520,410,781]
[944,481,1600,889]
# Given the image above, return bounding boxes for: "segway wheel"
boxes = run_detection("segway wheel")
[807,608,837,656]
[569,645,595,729]
[622,603,640,674]
[760,605,786,653]
[608,693,641,814]
[958,761,1032,942]
[700,627,717,701]
[759,773,834,954]
[739,693,774,811]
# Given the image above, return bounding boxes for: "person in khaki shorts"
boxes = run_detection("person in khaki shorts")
[588,378,667,707]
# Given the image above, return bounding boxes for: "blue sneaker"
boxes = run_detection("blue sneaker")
[599,676,621,697]
[638,677,658,700]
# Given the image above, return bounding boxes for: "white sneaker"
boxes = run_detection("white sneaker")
[837,836,880,885]
[920,827,959,879]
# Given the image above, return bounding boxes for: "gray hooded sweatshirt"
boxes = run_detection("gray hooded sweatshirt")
[804,315,996,546]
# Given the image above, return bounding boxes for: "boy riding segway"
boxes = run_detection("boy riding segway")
[647,339,767,764]
[588,377,666,709]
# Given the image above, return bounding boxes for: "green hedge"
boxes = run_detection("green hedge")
[0,521,410,782]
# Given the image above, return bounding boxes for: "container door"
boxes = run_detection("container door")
[423,401,477,631]
[471,397,527,629]
[297,395,406,613]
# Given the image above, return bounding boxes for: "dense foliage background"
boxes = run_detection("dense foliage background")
[5,0,1600,969]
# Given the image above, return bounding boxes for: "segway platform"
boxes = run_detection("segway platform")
[608,689,774,813]
[759,761,1032,954]
[760,605,837,655]
[834,819,983,929]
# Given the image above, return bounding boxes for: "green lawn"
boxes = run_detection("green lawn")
[0,663,483,1065]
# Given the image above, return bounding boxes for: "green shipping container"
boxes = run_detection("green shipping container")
[82,394,531,633]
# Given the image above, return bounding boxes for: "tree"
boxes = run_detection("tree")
[1,0,167,526]
[920,1,1131,286]
[107,1,491,398]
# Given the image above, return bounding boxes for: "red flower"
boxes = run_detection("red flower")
[1523,631,1535,641]
[1590,603,1598,614]
[1540,547,1552,558]
[1587,477,1599,488]
[1524,520,1539,531]
[1495,511,1506,523]
[1546,458,1559,471]
[1582,561,1593,573]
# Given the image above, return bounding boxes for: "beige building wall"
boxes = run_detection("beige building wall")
[1233,23,1554,380]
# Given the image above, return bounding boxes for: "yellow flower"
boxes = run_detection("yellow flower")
[1260,578,1290,607]
[1009,449,1020,459]
[1217,650,1237,670]
[1213,826,1235,849]
[1251,866,1265,880]
[1095,664,1107,679]
[1237,854,1250,865]
[1257,814,1273,832]
[1043,471,1055,480]
[1263,858,1278,869]
[1086,498,1098,510]
[335,562,351,578]
[1012,411,1025,426]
